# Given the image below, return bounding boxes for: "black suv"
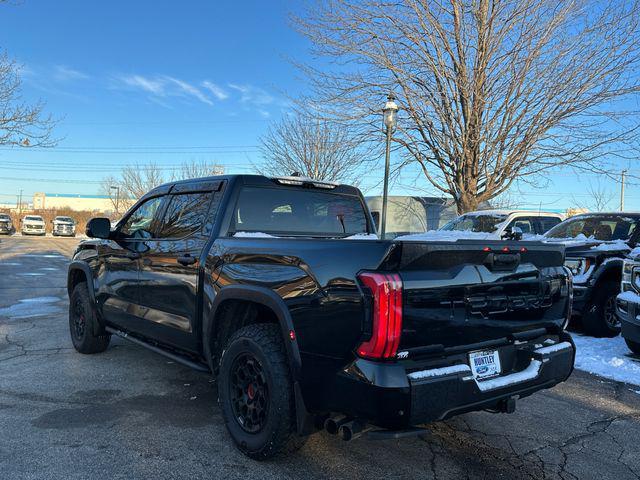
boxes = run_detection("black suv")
[544,213,640,337]
[67,175,575,459]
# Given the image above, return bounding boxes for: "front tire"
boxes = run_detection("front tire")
[69,282,110,354]
[582,281,621,337]
[218,324,305,460]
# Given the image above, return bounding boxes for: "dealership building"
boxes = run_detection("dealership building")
[32,192,116,212]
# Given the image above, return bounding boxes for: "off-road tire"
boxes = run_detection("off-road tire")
[69,282,110,354]
[218,323,306,460]
[625,338,640,355]
[582,280,621,337]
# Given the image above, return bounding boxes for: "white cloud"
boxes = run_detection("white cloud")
[164,76,213,106]
[116,74,215,106]
[120,74,165,95]
[53,65,89,82]
[201,81,229,100]
[228,83,274,106]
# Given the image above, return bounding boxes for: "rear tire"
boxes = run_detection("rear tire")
[582,281,621,337]
[218,323,306,460]
[625,338,640,355]
[69,282,110,354]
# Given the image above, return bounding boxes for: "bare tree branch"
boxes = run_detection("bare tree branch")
[294,0,640,212]
[258,113,371,184]
[0,51,56,148]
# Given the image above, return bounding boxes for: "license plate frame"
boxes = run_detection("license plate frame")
[468,349,502,380]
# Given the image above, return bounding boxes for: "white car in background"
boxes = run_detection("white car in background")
[440,210,565,238]
[51,216,76,237]
[21,215,46,236]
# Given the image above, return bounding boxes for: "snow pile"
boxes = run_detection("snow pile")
[396,230,499,242]
[233,232,276,238]
[590,240,631,252]
[618,290,640,303]
[572,334,640,387]
[628,246,640,260]
[344,233,379,240]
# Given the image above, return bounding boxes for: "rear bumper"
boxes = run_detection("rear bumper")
[327,333,575,429]
[617,296,640,343]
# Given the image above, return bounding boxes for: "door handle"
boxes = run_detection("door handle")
[177,254,197,266]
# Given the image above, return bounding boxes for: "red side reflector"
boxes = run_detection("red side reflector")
[520,247,527,253]
[502,246,510,253]
[483,247,492,252]
[357,272,403,360]
[289,330,296,341]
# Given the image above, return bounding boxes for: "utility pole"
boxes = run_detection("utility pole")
[620,170,627,212]
[18,189,23,216]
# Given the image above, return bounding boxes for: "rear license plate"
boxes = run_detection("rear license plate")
[469,350,502,379]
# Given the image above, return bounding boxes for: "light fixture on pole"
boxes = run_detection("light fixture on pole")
[380,93,398,239]
[110,185,120,214]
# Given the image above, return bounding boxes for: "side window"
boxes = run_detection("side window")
[537,216,562,234]
[509,217,533,235]
[157,192,215,239]
[120,196,164,238]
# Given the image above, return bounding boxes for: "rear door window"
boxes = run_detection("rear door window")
[157,192,216,239]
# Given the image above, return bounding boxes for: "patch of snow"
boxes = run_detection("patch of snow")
[344,233,379,240]
[233,232,276,238]
[590,240,631,252]
[618,290,640,303]
[396,230,499,242]
[628,247,640,260]
[408,364,471,380]
[19,297,62,304]
[572,334,640,387]
[535,341,573,355]
[0,297,63,319]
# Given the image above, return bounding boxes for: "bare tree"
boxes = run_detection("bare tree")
[259,114,369,184]
[1,51,55,147]
[101,160,224,214]
[295,0,640,212]
[572,180,616,212]
[177,159,224,179]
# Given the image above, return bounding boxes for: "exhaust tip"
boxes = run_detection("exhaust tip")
[338,424,353,441]
[324,416,348,435]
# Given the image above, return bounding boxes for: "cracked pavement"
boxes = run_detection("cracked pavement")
[1,236,639,479]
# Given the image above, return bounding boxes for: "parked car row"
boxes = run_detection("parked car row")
[0,214,77,236]
[441,208,640,355]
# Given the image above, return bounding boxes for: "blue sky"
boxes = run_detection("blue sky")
[0,0,637,212]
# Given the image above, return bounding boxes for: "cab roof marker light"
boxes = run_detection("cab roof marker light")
[311,182,337,189]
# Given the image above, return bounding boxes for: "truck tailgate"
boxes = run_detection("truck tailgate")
[391,240,570,353]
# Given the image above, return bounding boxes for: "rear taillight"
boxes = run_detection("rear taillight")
[357,272,403,360]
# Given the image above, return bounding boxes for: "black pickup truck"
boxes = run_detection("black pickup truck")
[543,213,640,337]
[67,174,575,459]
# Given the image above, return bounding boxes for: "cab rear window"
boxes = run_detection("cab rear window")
[232,187,369,237]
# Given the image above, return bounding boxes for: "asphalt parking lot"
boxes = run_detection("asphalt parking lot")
[1,236,640,479]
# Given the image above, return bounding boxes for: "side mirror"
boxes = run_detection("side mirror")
[86,217,111,239]
[502,226,523,241]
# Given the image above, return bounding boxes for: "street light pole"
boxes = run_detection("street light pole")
[110,185,120,214]
[620,169,627,212]
[380,93,398,239]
